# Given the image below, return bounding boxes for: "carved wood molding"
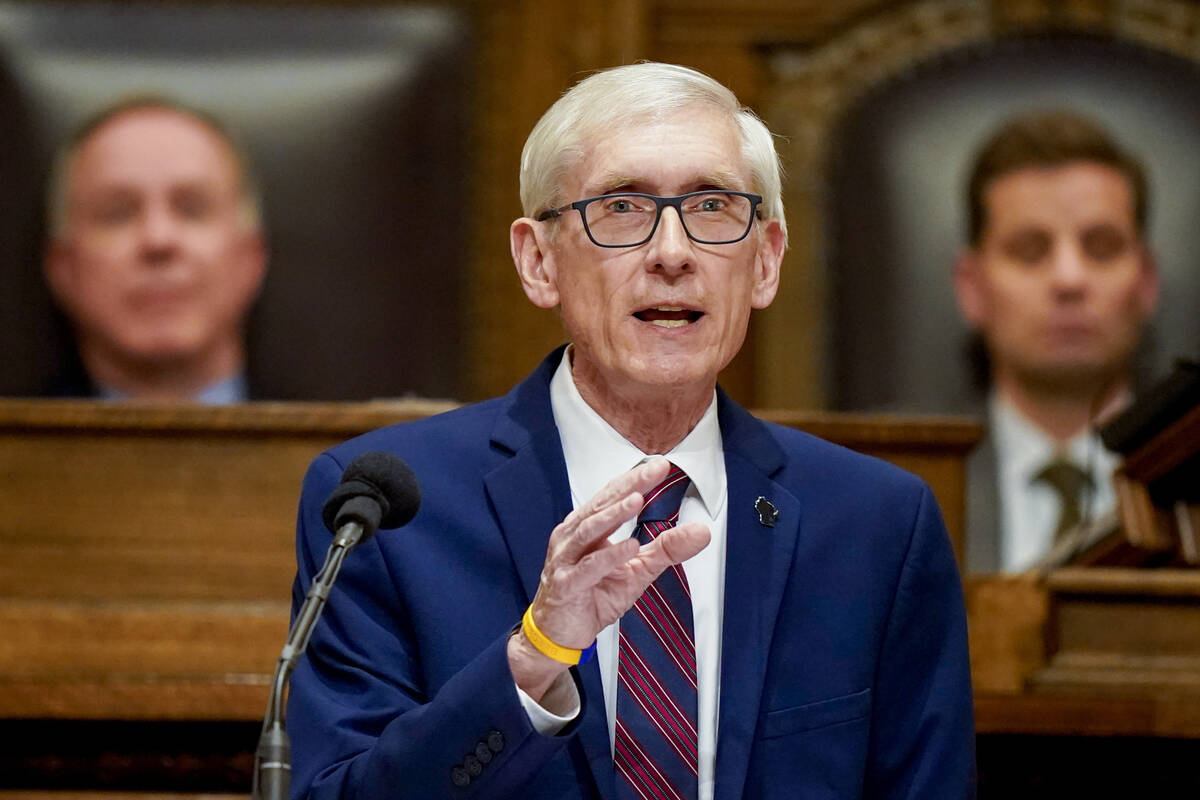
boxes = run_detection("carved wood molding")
[757,0,1200,409]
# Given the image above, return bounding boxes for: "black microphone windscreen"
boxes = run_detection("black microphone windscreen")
[321,451,421,535]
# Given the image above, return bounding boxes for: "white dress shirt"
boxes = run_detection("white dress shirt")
[990,393,1120,572]
[519,347,727,800]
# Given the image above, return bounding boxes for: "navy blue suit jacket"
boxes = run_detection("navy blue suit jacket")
[287,350,975,799]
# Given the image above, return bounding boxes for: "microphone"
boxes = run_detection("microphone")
[321,450,422,547]
[253,451,420,800]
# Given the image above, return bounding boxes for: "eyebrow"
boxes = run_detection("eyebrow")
[588,170,745,196]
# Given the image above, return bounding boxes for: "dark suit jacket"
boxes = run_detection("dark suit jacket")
[965,431,1002,573]
[286,349,975,799]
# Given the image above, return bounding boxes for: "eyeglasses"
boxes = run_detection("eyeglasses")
[536,190,764,248]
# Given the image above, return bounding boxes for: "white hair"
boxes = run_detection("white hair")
[519,62,786,238]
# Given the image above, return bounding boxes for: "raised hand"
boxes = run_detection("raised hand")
[508,457,710,701]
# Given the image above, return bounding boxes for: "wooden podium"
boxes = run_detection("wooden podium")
[0,398,979,796]
[8,395,1200,796]
[968,385,1200,794]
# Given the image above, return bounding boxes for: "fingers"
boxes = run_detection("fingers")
[574,456,670,520]
[628,522,711,582]
[568,534,641,589]
[554,490,641,563]
[573,521,711,590]
[527,457,696,652]
[652,521,711,565]
[552,457,671,563]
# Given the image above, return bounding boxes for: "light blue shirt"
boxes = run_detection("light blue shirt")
[96,373,248,404]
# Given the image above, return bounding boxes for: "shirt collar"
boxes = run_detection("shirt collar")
[990,391,1116,485]
[96,372,248,404]
[549,346,726,518]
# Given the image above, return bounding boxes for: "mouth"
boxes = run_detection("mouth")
[1046,319,1097,339]
[633,305,704,328]
[128,284,194,311]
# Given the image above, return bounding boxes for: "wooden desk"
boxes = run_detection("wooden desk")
[969,570,1200,737]
[7,398,1200,795]
[0,399,979,726]
[968,570,1200,795]
[0,399,451,724]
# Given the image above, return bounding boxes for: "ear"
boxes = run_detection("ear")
[43,240,78,312]
[952,248,985,327]
[750,219,786,309]
[239,230,269,301]
[511,217,560,309]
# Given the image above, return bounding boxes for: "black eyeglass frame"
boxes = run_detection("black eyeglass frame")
[535,190,765,248]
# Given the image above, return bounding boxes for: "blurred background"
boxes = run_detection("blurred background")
[0,0,1197,410]
[3,1,1200,796]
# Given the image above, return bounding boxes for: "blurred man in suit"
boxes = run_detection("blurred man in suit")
[288,62,973,799]
[954,110,1160,572]
[42,98,267,402]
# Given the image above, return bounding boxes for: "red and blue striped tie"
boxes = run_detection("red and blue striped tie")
[615,464,698,800]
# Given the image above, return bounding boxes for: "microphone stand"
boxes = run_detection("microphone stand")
[252,518,368,800]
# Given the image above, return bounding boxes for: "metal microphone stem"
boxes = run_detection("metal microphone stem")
[252,520,362,800]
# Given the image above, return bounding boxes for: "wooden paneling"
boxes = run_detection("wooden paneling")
[0,400,451,722]
[0,400,452,606]
[466,1,658,402]
[0,398,977,723]
[0,397,976,792]
[462,0,882,406]
[965,573,1049,694]
[1034,568,1200,694]
[763,408,979,557]
[969,568,1200,738]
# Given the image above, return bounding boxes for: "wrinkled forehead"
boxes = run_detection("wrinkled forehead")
[562,104,748,197]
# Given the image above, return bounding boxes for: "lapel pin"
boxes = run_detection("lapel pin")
[755,496,779,528]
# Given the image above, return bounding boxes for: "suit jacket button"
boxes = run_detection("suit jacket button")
[451,766,470,787]
[464,754,482,776]
[475,742,493,764]
[487,730,505,753]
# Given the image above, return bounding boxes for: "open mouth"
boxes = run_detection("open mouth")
[633,306,703,328]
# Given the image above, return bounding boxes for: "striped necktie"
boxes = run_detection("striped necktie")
[614,463,698,800]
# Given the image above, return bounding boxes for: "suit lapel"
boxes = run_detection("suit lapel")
[713,394,801,800]
[483,350,617,800]
[483,366,803,800]
[484,349,573,600]
[485,428,571,601]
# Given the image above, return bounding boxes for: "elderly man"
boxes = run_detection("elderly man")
[43,98,267,402]
[288,63,974,799]
[953,111,1160,572]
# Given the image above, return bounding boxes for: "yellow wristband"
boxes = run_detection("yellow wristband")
[521,606,596,665]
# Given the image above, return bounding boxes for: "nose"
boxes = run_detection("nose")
[645,205,693,275]
[1048,240,1089,296]
[138,204,182,263]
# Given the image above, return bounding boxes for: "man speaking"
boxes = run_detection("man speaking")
[287,62,974,799]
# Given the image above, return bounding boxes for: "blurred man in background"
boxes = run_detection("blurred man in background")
[954,110,1160,572]
[42,98,267,402]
